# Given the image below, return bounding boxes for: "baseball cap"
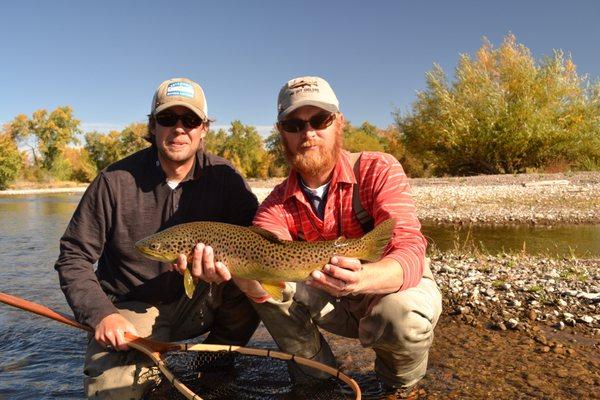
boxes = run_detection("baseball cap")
[277,76,339,120]
[151,78,208,120]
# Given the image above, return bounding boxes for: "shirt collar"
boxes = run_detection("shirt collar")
[151,147,205,184]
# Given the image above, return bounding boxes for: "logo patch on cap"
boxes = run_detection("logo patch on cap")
[289,78,319,89]
[166,81,194,98]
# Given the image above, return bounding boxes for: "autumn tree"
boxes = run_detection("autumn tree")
[10,106,81,172]
[204,128,228,155]
[343,121,386,153]
[219,121,269,178]
[62,147,96,182]
[85,123,149,172]
[264,128,288,177]
[0,128,23,189]
[396,34,600,175]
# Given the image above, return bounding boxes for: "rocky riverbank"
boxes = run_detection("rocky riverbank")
[410,172,600,226]
[322,252,599,399]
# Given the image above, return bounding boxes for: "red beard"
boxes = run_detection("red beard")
[282,128,343,178]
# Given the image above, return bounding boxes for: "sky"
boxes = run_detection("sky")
[1,1,599,136]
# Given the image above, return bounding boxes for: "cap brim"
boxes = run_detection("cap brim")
[154,101,207,121]
[278,100,339,120]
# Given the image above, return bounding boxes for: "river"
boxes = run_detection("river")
[0,194,597,399]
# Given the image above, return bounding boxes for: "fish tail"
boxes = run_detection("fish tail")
[359,218,396,262]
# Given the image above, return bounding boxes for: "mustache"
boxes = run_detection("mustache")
[299,140,320,149]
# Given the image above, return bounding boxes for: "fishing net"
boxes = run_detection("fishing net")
[143,347,355,400]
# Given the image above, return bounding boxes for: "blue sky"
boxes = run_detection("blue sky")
[1,1,599,136]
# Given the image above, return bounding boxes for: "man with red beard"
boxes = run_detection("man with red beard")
[253,76,441,396]
[180,76,442,396]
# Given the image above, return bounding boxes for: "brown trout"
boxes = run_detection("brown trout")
[135,219,395,300]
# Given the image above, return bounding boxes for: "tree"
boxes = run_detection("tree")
[343,121,386,153]
[264,129,288,177]
[220,121,269,178]
[10,106,81,172]
[204,128,228,155]
[120,123,149,156]
[85,124,149,172]
[396,34,600,175]
[62,147,97,182]
[0,129,23,190]
[85,130,123,171]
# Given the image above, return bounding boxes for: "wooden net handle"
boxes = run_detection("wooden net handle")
[0,292,361,399]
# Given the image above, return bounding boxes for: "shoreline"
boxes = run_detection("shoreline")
[3,172,599,226]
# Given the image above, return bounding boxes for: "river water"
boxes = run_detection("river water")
[0,194,598,399]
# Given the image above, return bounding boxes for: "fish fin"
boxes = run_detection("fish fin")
[260,281,286,301]
[248,226,287,243]
[360,218,396,262]
[184,268,196,299]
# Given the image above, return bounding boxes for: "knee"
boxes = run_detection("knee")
[391,296,436,344]
[361,294,438,350]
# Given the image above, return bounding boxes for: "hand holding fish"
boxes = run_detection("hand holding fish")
[307,256,363,297]
[173,243,230,285]
[173,243,270,301]
[308,256,406,296]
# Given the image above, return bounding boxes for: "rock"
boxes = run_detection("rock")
[508,299,522,307]
[554,321,565,330]
[506,319,519,329]
[579,292,600,300]
[556,299,568,307]
[440,265,456,274]
[580,315,594,324]
[527,310,537,321]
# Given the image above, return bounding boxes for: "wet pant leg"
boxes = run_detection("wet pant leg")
[84,281,259,399]
[359,261,442,388]
[252,282,336,380]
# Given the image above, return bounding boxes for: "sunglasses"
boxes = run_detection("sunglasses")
[278,113,336,134]
[154,112,203,129]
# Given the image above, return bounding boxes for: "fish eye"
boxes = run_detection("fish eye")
[150,243,161,251]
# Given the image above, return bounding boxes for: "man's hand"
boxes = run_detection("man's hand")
[172,243,231,284]
[95,313,139,351]
[307,256,363,297]
[172,243,270,302]
[307,256,404,296]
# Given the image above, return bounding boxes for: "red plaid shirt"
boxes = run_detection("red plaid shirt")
[253,150,426,290]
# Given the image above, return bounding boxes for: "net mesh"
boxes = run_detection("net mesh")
[143,349,355,400]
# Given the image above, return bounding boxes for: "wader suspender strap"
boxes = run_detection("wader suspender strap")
[349,152,374,233]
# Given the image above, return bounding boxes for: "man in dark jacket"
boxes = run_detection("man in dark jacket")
[55,77,260,399]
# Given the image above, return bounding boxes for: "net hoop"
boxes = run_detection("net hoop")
[0,292,362,400]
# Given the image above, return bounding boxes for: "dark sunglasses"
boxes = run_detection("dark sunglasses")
[154,112,203,129]
[278,113,336,134]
